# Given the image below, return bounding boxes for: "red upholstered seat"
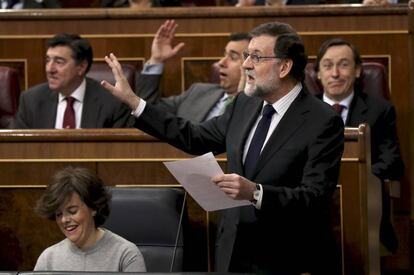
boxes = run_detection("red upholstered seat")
[0,66,20,129]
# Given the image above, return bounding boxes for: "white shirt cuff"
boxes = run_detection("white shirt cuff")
[252,183,263,209]
[131,99,147,118]
[142,62,164,75]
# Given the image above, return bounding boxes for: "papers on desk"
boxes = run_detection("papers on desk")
[163,152,250,212]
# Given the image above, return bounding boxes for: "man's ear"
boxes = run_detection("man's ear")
[78,61,88,76]
[355,65,362,78]
[279,59,293,79]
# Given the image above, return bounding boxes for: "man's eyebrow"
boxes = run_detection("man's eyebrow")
[228,50,241,56]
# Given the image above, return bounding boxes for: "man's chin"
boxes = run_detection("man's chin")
[244,84,255,97]
[48,84,59,92]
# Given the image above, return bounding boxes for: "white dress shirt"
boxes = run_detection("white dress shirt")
[55,79,86,129]
[323,91,354,124]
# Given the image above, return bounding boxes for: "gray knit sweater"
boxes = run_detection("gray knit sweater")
[34,228,146,272]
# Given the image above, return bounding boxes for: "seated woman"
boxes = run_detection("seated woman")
[34,166,146,272]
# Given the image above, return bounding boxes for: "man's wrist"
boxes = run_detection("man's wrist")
[250,184,261,203]
[147,57,163,65]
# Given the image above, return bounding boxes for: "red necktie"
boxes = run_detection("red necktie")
[63,97,76,129]
[332,103,344,115]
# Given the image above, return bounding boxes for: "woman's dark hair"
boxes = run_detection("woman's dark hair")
[47,33,93,74]
[35,166,111,227]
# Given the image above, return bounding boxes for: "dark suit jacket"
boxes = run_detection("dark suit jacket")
[322,92,404,181]
[13,77,133,128]
[23,0,61,8]
[137,74,225,123]
[135,88,344,274]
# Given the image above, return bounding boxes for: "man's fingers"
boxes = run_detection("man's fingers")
[105,53,125,81]
[109,53,122,69]
[100,80,115,93]
[172,42,185,55]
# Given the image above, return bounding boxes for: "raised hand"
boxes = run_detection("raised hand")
[101,53,140,110]
[148,20,185,64]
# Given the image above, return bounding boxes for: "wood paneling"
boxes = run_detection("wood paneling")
[0,5,410,272]
[0,127,380,274]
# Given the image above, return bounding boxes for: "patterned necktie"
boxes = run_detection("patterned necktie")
[332,103,344,115]
[244,104,276,178]
[63,97,76,129]
[219,95,234,115]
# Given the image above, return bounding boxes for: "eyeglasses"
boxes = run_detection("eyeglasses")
[320,61,352,71]
[242,51,280,64]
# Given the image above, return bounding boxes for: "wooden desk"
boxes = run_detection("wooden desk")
[0,126,379,274]
[0,5,409,218]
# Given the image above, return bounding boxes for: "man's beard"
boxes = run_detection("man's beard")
[244,82,273,98]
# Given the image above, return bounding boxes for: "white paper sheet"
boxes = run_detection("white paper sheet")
[163,152,251,211]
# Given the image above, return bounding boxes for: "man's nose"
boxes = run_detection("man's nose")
[218,56,227,67]
[242,57,253,69]
[331,65,340,77]
[46,61,55,73]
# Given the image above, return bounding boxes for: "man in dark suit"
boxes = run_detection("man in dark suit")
[13,33,133,129]
[137,20,250,123]
[102,22,344,274]
[2,0,61,9]
[314,38,404,253]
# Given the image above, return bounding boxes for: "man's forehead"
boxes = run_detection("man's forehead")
[46,45,73,58]
[322,45,353,60]
[225,40,249,53]
[248,35,276,52]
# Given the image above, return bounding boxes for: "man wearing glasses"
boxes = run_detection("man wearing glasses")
[102,21,344,274]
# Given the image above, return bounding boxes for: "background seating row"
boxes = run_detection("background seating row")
[0,61,389,128]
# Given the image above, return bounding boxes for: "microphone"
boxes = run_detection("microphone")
[169,189,187,272]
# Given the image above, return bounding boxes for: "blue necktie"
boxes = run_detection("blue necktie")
[244,104,276,178]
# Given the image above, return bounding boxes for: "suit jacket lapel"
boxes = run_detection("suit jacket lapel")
[198,88,225,122]
[346,94,367,126]
[81,79,101,128]
[39,90,58,128]
[237,98,264,176]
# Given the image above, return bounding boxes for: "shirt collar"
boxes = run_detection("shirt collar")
[323,91,354,109]
[58,78,87,103]
[265,82,302,116]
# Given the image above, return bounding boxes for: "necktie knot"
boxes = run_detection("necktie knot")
[332,103,344,115]
[262,104,276,118]
[66,96,75,106]
[219,95,234,115]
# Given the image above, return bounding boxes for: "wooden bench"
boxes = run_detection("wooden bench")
[0,125,379,274]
